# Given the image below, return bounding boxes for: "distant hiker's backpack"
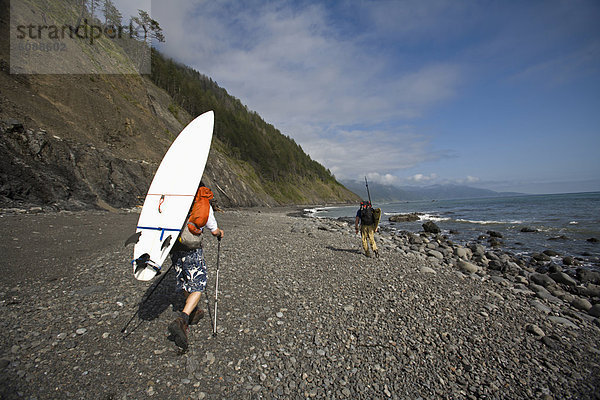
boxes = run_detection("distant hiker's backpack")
[178,186,213,249]
[360,204,375,225]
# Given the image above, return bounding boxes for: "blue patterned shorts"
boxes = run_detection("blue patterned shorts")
[170,248,207,293]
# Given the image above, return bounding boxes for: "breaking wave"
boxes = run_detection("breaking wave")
[455,218,524,225]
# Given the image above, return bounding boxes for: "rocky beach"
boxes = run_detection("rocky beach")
[1,208,599,399]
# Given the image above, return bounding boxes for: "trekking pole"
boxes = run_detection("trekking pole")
[364,176,372,204]
[121,263,173,335]
[213,236,222,337]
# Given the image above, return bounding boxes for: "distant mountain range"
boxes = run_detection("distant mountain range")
[341,180,522,202]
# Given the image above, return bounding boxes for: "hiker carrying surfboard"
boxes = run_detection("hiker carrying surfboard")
[168,182,224,351]
[355,201,379,258]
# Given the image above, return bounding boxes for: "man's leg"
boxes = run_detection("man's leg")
[368,225,378,253]
[365,225,378,257]
[169,248,207,350]
[184,291,205,325]
[360,225,370,256]
[183,291,201,314]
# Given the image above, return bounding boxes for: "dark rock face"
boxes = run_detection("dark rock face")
[0,123,285,210]
[0,125,155,210]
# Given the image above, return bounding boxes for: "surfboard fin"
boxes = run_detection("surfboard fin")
[161,235,172,251]
[134,253,150,275]
[125,231,142,247]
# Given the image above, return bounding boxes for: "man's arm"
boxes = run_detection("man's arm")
[206,206,224,239]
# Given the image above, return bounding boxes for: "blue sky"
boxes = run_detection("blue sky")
[149,0,600,194]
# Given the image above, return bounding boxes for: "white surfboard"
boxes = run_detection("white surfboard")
[131,111,214,281]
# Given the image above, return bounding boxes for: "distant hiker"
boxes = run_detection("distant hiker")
[355,201,379,257]
[168,183,224,351]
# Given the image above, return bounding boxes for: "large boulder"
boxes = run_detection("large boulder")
[530,273,556,288]
[562,256,578,266]
[455,247,470,260]
[488,238,503,247]
[576,268,600,284]
[549,272,577,287]
[422,221,441,234]
[457,260,478,274]
[469,243,486,257]
[487,230,503,238]
[389,213,420,222]
[427,250,444,261]
[521,227,538,233]
[576,284,600,298]
[570,297,592,312]
[589,304,600,318]
[532,253,552,262]
[409,234,424,245]
[543,250,561,257]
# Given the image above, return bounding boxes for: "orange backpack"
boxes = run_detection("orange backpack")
[187,186,213,234]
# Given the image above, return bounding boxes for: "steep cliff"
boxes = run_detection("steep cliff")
[0,1,358,210]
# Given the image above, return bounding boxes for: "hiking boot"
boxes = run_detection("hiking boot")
[374,250,380,258]
[189,308,205,325]
[365,251,371,258]
[168,317,188,350]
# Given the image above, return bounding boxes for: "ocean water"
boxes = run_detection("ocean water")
[307,192,600,268]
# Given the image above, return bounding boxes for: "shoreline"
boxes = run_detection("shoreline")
[1,208,599,398]
[304,199,600,273]
[310,211,600,318]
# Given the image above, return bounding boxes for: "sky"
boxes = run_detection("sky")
[145,0,598,194]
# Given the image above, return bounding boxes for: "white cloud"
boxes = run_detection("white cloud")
[297,125,448,181]
[154,1,462,129]
[448,175,481,185]
[365,172,398,185]
[406,173,438,183]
